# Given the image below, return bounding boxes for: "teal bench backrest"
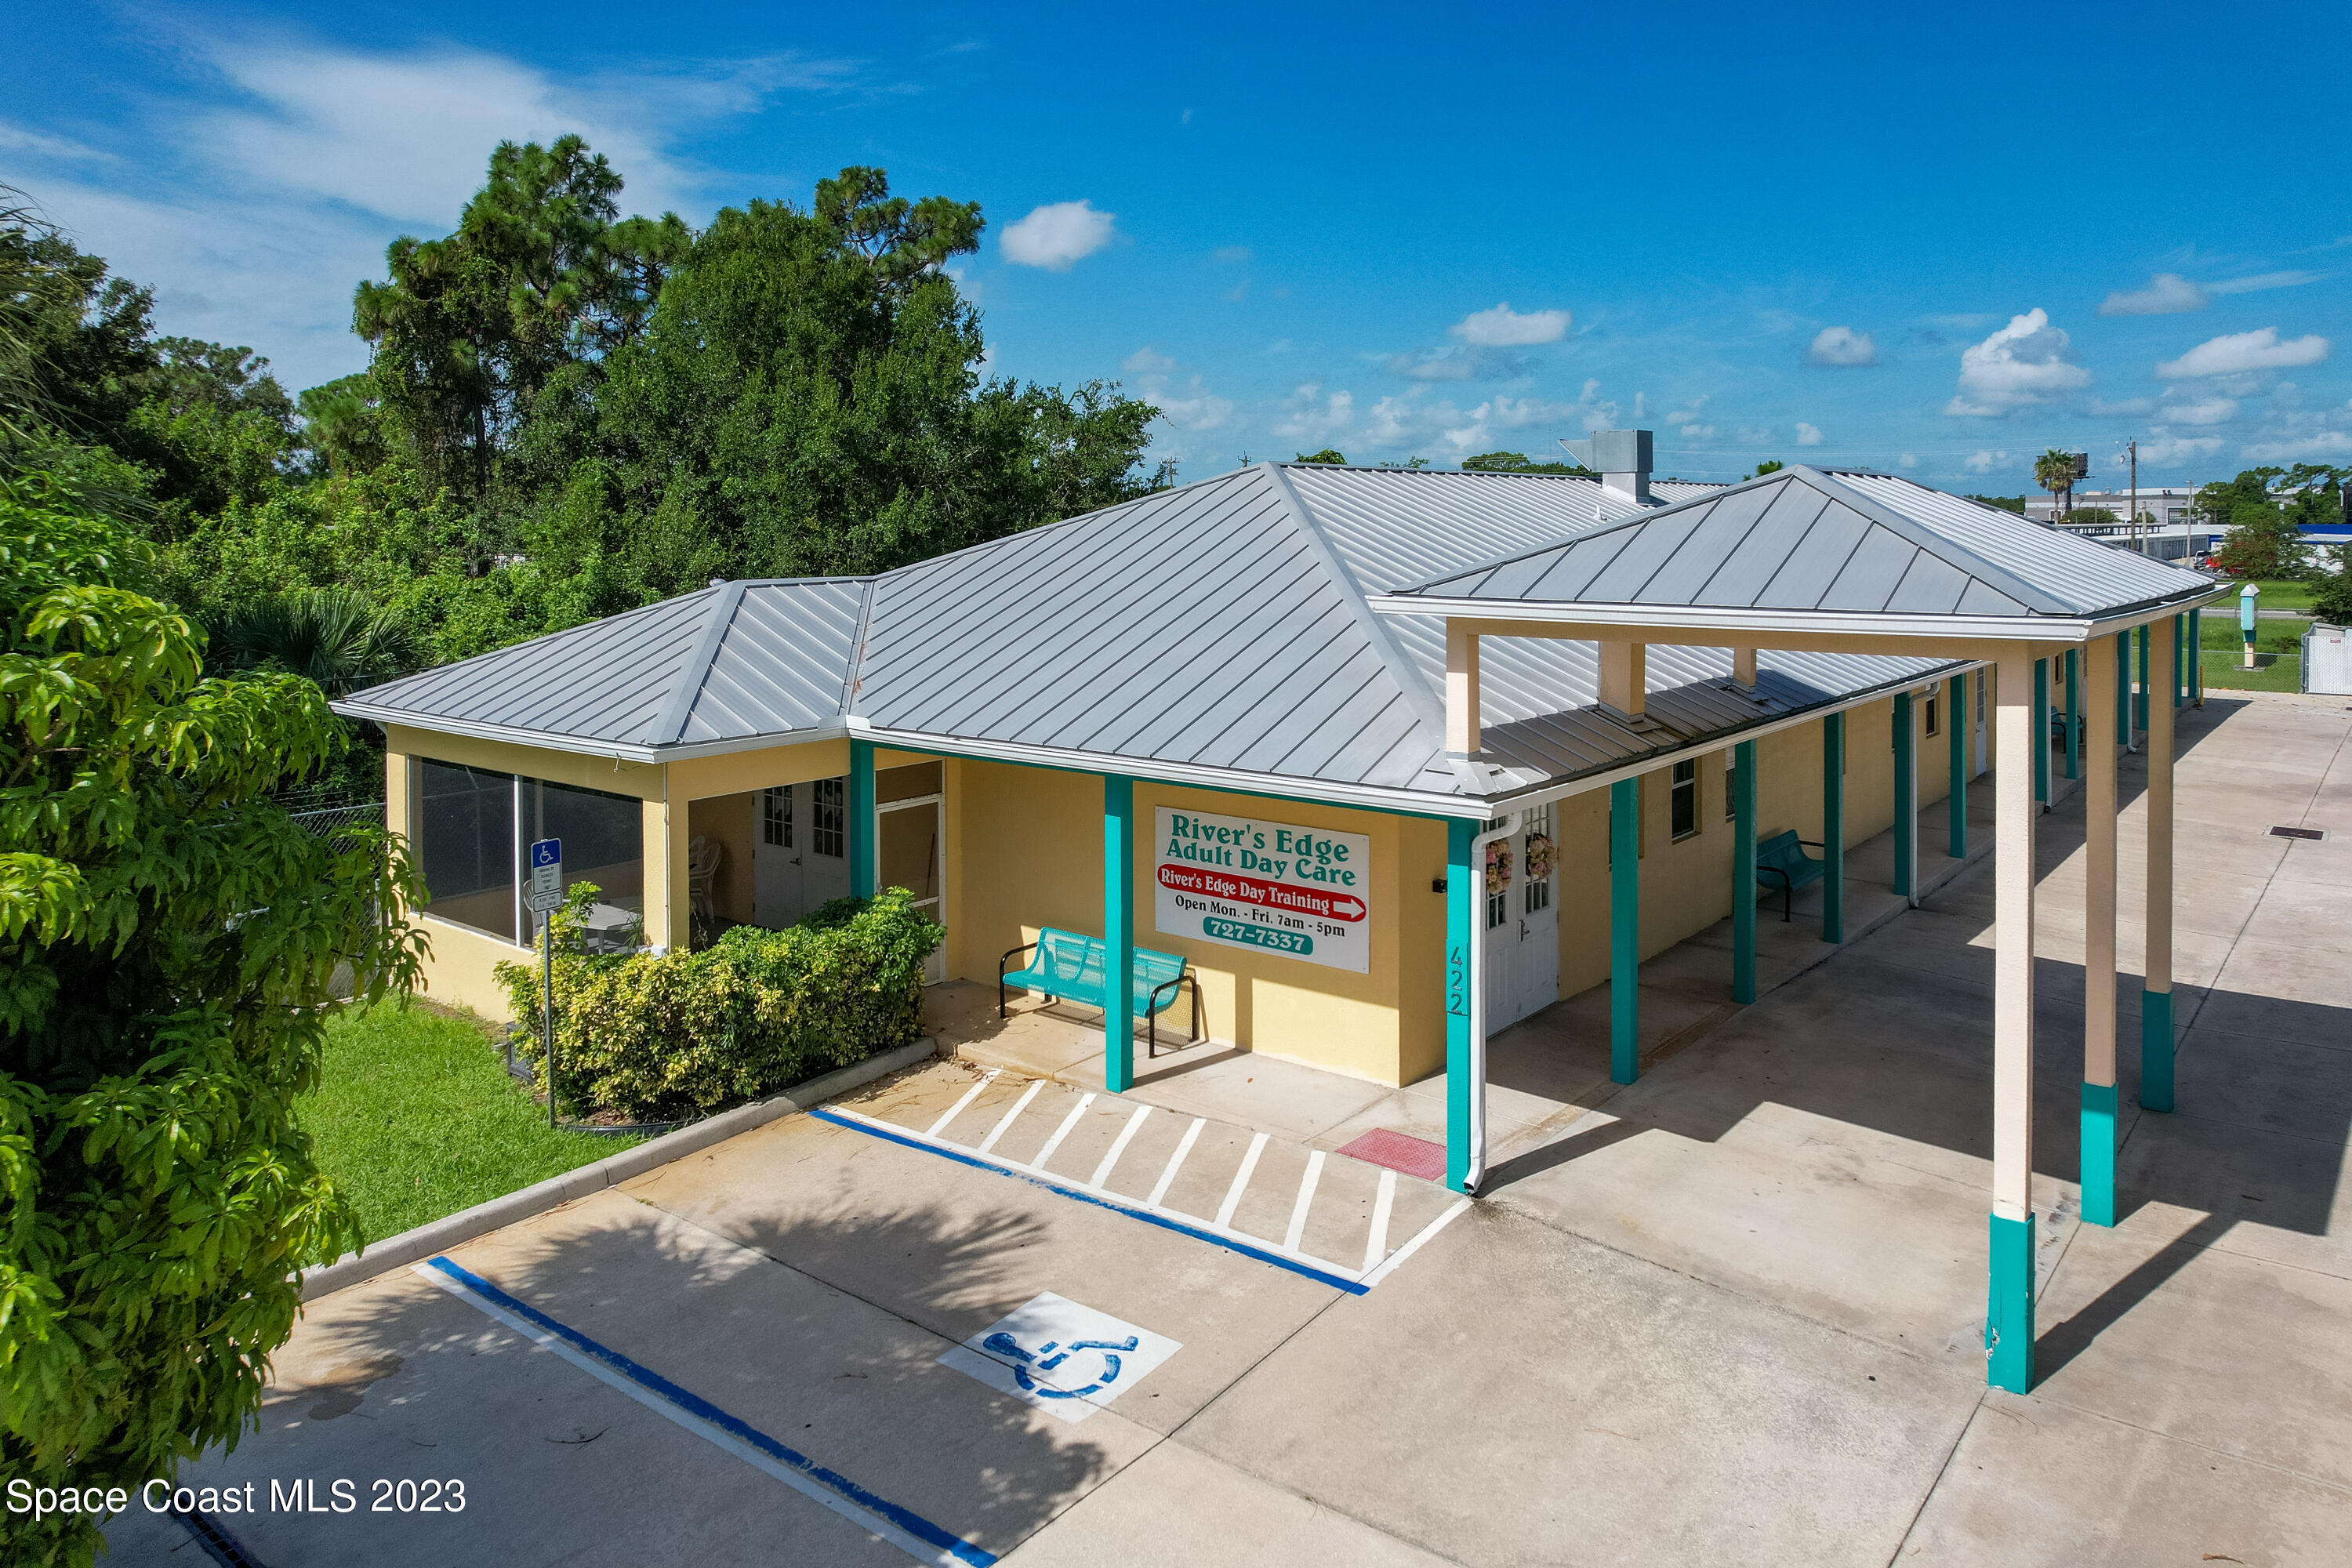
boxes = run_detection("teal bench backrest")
[1035,927,1105,989]
[1133,947,1186,990]
[1756,829,1806,866]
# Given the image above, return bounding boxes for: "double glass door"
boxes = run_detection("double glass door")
[1482,805,1560,1032]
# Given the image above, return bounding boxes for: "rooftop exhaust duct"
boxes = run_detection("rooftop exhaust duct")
[1559,430,1653,504]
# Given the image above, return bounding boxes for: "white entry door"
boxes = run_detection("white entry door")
[754,778,851,927]
[1482,806,1561,1032]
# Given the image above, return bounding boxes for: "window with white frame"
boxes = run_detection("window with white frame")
[761,785,793,848]
[1522,805,1552,916]
[810,777,846,858]
[1925,690,1940,736]
[1670,759,1699,840]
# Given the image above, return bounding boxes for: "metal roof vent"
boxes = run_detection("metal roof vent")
[1559,429,1653,504]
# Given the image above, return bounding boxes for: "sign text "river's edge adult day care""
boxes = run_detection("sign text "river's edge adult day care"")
[1153,808,1371,973]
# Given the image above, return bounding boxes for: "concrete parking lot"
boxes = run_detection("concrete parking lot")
[115,690,2352,1566]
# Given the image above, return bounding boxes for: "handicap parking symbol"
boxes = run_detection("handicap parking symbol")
[938,1293,1181,1425]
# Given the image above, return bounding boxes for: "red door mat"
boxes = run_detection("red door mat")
[1336,1128,1446,1183]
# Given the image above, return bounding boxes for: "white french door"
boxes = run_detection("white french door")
[1482,805,1560,1032]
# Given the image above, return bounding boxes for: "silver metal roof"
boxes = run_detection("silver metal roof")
[1398,466,2213,619]
[339,463,1999,808]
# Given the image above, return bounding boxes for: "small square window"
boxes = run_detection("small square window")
[1670,759,1698,840]
[1924,691,1940,737]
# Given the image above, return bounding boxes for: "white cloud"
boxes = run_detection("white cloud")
[1733,425,1770,444]
[2098,273,2206,316]
[2089,396,2158,417]
[2156,327,2329,379]
[1678,424,1717,441]
[1572,379,1619,431]
[1963,449,2010,474]
[1945,310,2092,416]
[1664,395,1710,426]
[1272,382,1355,443]
[2207,270,2328,296]
[1897,452,1919,469]
[2138,431,2226,463]
[2160,396,2238,426]
[1002,200,1116,270]
[1450,302,1570,347]
[1122,346,1176,376]
[1152,376,1232,431]
[1795,422,1824,446]
[1806,325,1877,366]
[2241,430,2352,459]
[0,119,115,163]
[1211,245,1251,264]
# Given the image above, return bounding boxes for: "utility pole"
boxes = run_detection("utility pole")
[2128,440,2139,557]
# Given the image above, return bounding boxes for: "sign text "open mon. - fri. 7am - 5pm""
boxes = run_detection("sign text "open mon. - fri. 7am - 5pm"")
[1152,808,1371,973]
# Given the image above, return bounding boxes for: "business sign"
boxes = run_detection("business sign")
[1153,806,1370,973]
[526,838,564,913]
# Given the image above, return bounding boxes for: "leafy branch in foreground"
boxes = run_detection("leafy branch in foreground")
[0,477,426,1568]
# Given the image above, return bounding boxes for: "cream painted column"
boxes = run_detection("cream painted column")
[1987,652,2038,1393]
[2081,637,2120,1226]
[1446,622,1481,754]
[1599,640,1646,718]
[2141,616,2178,1112]
[1732,646,1758,688]
[641,768,686,953]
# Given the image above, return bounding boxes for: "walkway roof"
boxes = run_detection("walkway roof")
[338,461,2212,817]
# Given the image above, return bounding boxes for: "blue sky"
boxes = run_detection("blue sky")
[9,1,2350,490]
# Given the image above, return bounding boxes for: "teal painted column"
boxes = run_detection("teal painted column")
[1947,675,1967,860]
[2081,1080,2118,1228]
[1821,713,1845,943]
[1444,819,1475,1192]
[1610,777,1639,1083]
[2114,630,2131,748]
[2063,650,2080,782]
[1986,1212,2035,1393]
[1893,694,1915,899]
[2191,608,2204,706]
[1732,740,1758,1005]
[849,739,876,897]
[1103,775,1135,1094]
[2032,659,2049,806]
[2134,622,2150,734]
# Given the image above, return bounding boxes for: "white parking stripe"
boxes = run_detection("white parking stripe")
[974,1080,1044,1154]
[1283,1151,1325,1253]
[1362,1169,1397,1272]
[926,1069,1000,1137]
[1214,1132,1269,1229]
[1025,1093,1094,1174]
[1088,1105,1152,1189]
[1359,1197,1473,1290]
[1148,1118,1207,1209]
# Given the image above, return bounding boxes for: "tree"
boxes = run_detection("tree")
[2201,468,2325,579]
[1459,450,1592,475]
[2310,545,2352,626]
[0,478,423,1568]
[530,168,1167,597]
[2033,448,2079,520]
[1968,494,2028,514]
[1294,448,1347,465]
[1748,459,1784,479]
[219,586,417,696]
[2069,506,2119,527]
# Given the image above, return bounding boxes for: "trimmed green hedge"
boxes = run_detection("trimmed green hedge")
[495,884,942,1120]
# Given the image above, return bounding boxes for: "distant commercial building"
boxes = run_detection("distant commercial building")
[2021,487,2201,526]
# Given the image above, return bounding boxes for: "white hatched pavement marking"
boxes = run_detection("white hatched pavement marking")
[925,1068,1000,1138]
[1148,1118,1207,1208]
[1282,1150,1325,1254]
[1025,1092,1094,1174]
[1088,1105,1153,1189]
[1359,1198,1472,1289]
[1362,1169,1397,1272]
[1214,1132,1270,1229]
[974,1080,1044,1155]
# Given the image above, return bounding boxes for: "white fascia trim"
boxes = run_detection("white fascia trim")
[332,704,855,764]
[1368,589,2228,642]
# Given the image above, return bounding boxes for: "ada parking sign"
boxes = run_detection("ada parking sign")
[527,837,563,913]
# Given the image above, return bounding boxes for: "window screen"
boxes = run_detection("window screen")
[418,762,516,943]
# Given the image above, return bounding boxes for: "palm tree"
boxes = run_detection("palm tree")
[2033,448,2079,523]
[220,588,415,697]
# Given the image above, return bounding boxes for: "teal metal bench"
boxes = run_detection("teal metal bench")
[999,927,1203,1058]
[1755,829,1828,922]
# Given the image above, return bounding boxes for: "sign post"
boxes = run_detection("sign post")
[2240,582,2260,670]
[527,838,563,1129]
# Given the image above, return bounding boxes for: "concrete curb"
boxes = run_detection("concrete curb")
[298,1036,939,1302]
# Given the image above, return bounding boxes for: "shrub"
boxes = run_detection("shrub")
[495,884,942,1120]
[2311,545,2352,628]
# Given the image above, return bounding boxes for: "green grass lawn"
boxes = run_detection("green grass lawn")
[2248,579,2318,613]
[2201,648,2303,692]
[304,1000,640,1244]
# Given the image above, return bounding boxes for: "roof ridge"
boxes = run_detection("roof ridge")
[353,583,722,702]
[650,581,750,746]
[1792,466,2071,615]
[1259,461,1453,749]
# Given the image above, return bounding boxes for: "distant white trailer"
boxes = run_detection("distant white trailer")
[2306,623,2352,695]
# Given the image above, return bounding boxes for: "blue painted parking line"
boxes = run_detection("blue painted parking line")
[416,1257,995,1568]
[813,1106,1374,1294]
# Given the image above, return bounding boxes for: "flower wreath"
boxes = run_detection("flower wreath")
[1523,833,1555,883]
[1484,839,1512,894]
